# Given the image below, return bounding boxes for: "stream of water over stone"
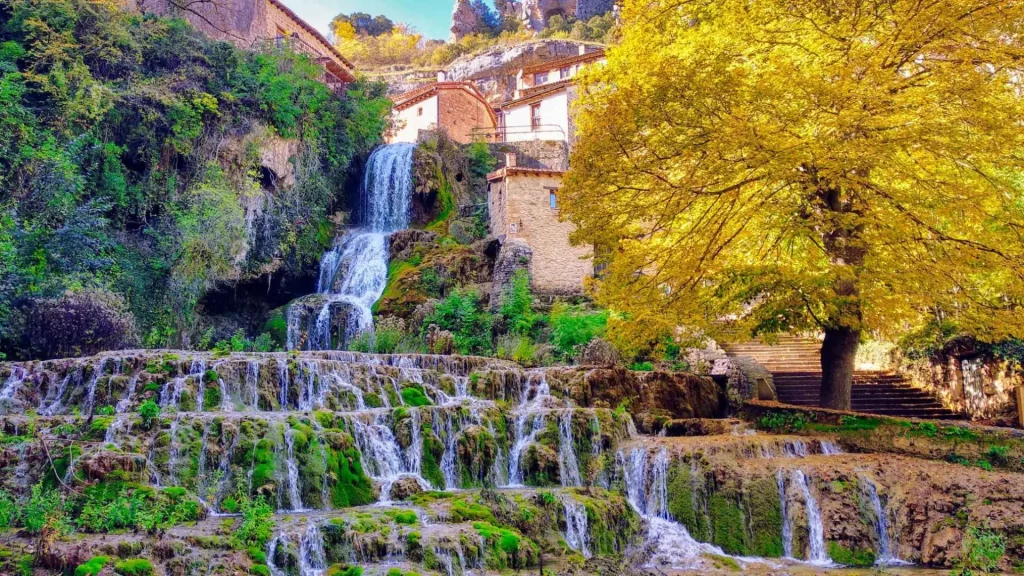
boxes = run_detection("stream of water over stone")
[287,143,416,351]
[2,351,1021,573]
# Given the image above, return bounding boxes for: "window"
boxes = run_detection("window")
[560,66,571,80]
[417,107,423,116]
[530,103,542,131]
[549,189,558,209]
[534,72,548,84]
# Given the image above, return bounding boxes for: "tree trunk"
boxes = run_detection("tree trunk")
[820,327,860,411]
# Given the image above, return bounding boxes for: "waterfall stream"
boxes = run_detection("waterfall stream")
[792,469,831,565]
[290,143,415,350]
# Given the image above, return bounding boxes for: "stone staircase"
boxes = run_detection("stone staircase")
[723,337,962,420]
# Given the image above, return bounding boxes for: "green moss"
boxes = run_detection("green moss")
[264,308,288,348]
[90,416,114,439]
[667,464,710,542]
[74,556,110,576]
[744,477,783,557]
[364,393,383,408]
[203,385,221,411]
[709,493,748,556]
[113,559,154,576]
[451,499,494,523]
[827,541,876,567]
[329,444,375,507]
[250,565,271,576]
[421,432,445,489]
[400,385,432,407]
[704,553,741,571]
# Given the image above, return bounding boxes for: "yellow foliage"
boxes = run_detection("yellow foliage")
[565,0,1024,346]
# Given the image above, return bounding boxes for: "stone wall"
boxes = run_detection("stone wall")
[437,90,497,144]
[489,171,592,293]
[488,140,569,171]
[895,347,1021,422]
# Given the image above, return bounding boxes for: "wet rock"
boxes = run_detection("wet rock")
[390,475,425,500]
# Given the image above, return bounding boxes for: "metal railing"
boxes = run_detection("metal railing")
[469,124,567,143]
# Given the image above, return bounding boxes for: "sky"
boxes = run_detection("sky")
[289,0,466,41]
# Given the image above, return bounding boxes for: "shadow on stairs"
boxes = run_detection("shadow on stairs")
[723,337,963,420]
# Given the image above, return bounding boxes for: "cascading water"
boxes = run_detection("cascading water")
[558,409,582,487]
[862,476,904,565]
[792,469,830,565]
[619,447,730,570]
[291,143,416,350]
[284,429,305,511]
[562,496,591,558]
[777,469,794,558]
[299,522,327,576]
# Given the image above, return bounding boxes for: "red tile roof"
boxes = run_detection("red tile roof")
[520,49,606,75]
[267,0,356,80]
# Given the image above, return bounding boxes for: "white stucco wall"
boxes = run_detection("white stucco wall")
[389,95,439,144]
[503,91,570,143]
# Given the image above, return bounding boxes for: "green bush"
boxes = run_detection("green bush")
[630,361,654,371]
[422,290,493,355]
[113,559,154,576]
[549,303,608,359]
[0,489,17,528]
[500,270,539,336]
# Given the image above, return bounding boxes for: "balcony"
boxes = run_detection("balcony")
[470,124,567,143]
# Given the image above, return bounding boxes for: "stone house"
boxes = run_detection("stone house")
[388,82,499,144]
[487,156,592,294]
[135,0,355,89]
[498,49,605,145]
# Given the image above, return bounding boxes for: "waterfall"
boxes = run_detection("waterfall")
[266,535,286,576]
[792,469,830,565]
[277,359,290,409]
[619,447,729,570]
[0,366,26,400]
[290,143,415,350]
[348,412,429,502]
[438,410,459,490]
[590,415,608,488]
[83,358,109,417]
[166,416,181,486]
[820,440,842,455]
[104,414,132,447]
[777,469,793,558]
[558,409,582,487]
[246,361,261,410]
[562,496,591,558]
[41,366,81,415]
[284,429,304,511]
[299,522,327,576]
[115,375,139,413]
[506,413,546,487]
[862,476,904,565]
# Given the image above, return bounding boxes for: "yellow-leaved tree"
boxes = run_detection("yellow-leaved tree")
[563,0,1024,409]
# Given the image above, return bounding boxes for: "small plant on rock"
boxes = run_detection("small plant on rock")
[952,526,1006,575]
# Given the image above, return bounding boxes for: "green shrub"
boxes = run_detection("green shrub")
[630,361,654,371]
[549,303,608,359]
[24,483,67,535]
[231,495,275,549]
[422,290,493,355]
[138,400,160,428]
[400,385,432,407]
[500,270,539,336]
[953,526,1006,575]
[0,489,17,527]
[75,556,110,576]
[113,559,154,576]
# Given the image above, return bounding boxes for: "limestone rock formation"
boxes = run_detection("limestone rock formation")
[450,0,483,41]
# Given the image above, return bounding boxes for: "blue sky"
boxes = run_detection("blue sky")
[290,0,470,40]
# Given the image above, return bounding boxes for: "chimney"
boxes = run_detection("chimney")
[579,45,586,55]
[437,70,447,82]
[505,152,517,168]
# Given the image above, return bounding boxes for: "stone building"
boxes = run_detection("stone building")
[135,0,355,88]
[487,157,592,294]
[499,48,605,144]
[388,82,498,144]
